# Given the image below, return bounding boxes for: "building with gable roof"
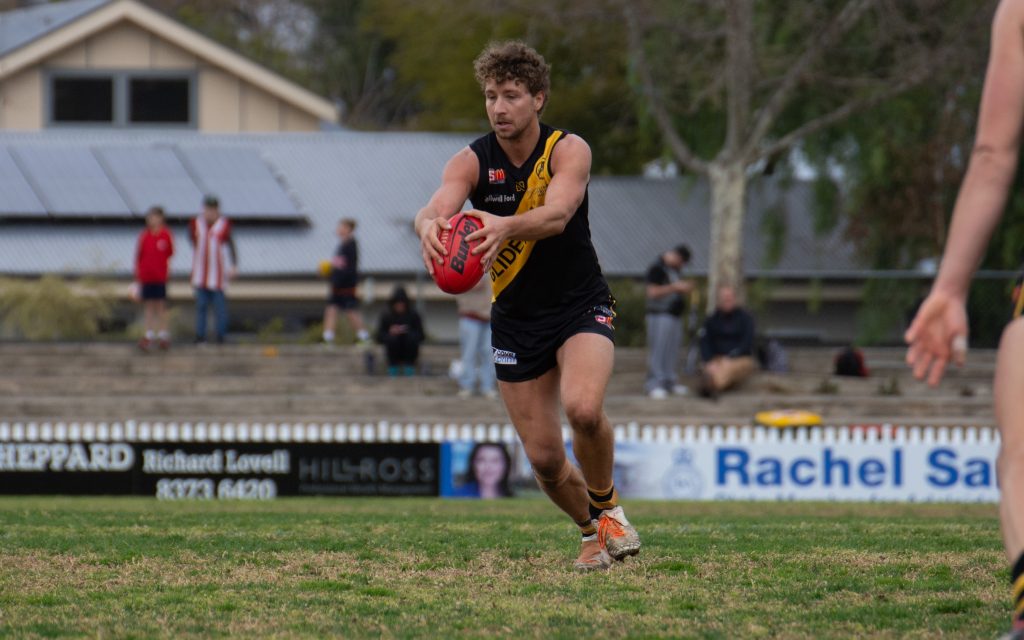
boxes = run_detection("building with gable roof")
[0,0,919,345]
[0,0,337,131]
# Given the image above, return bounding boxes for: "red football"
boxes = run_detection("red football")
[433,212,486,294]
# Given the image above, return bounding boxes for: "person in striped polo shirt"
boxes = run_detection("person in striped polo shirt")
[189,195,238,344]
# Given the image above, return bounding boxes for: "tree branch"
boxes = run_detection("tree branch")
[754,64,930,162]
[742,0,879,160]
[622,2,709,175]
[723,0,754,155]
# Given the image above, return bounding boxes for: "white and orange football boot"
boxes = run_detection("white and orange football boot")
[573,536,612,572]
[598,506,641,561]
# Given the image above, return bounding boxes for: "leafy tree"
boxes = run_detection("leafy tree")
[623,0,994,308]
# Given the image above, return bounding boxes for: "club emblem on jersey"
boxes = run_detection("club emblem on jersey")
[595,314,614,329]
[488,168,506,184]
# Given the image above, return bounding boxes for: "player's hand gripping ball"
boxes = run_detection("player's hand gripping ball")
[433,212,485,294]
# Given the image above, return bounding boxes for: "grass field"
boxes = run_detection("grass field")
[0,497,1009,639]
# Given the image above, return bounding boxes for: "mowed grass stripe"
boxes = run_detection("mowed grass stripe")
[0,497,1006,639]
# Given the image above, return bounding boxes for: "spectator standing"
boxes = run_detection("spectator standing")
[134,206,174,351]
[376,286,424,376]
[322,218,371,345]
[456,278,497,399]
[644,245,694,399]
[698,285,756,398]
[189,195,237,344]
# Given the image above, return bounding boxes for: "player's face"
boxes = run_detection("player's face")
[473,446,507,489]
[145,213,162,231]
[484,79,543,141]
[203,205,219,224]
[338,223,352,240]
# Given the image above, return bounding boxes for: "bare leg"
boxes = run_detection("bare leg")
[155,300,168,335]
[345,309,366,335]
[143,301,157,334]
[557,333,615,491]
[323,305,337,335]
[499,370,590,524]
[996,318,1024,562]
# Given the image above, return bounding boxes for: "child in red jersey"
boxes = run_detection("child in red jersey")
[134,206,174,350]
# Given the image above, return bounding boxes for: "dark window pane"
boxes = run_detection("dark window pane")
[129,78,190,124]
[52,77,114,123]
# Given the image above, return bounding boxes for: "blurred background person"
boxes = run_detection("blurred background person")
[134,206,174,351]
[644,244,694,399]
[698,284,756,398]
[189,195,237,345]
[376,285,424,376]
[322,218,371,346]
[456,278,496,399]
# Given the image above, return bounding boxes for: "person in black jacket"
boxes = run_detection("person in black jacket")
[376,286,424,376]
[698,284,756,398]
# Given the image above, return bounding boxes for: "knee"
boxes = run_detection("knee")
[564,399,603,436]
[525,446,566,480]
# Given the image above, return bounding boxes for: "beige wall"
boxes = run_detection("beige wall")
[0,20,321,132]
[0,69,43,129]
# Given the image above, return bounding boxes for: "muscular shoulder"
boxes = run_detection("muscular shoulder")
[551,133,591,175]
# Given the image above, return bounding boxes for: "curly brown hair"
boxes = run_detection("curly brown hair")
[473,40,550,110]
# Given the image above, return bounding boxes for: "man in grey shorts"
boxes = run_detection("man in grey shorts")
[644,245,694,399]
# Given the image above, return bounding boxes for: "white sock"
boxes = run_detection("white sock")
[582,533,598,542]
[145,330,155,339]
[357,329,369,341]
[323,330,335,342]
[157,331,169,340]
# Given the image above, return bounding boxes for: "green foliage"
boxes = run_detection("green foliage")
[607,278,646,347]
[759,203,787,269]
[855,279,921,346]
[0,276,113,341]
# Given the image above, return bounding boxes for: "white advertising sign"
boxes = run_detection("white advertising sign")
[609,439,999,502]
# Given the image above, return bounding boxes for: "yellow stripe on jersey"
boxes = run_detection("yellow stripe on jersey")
[489,129,564,301]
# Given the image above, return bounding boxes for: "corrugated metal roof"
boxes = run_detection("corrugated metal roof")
[0,0,110,57]
[0,129,870,279]
[94,146,204,217]
[173,146,300,219]
[12,145,131,217]
[0,147,46,217]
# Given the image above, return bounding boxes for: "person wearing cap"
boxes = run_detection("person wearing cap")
[188,195,238,344]
[644,244,694,399]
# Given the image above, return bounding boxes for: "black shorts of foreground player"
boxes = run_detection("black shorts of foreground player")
[414,40,639,571]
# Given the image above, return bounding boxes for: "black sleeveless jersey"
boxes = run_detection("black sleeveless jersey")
[469,123,610,326]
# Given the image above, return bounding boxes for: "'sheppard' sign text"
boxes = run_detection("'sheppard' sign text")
[0,443,133,472]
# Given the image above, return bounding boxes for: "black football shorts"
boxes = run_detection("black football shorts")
[490,297,616,383]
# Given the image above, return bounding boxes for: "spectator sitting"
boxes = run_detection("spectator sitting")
[698,284,757,398]
[376,286,424,376]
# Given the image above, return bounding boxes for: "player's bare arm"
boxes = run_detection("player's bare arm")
[414,147,477,275]
[463,134,591,269]
[906,0,1024,385]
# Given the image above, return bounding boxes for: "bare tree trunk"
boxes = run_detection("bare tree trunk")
[707,161,747,311]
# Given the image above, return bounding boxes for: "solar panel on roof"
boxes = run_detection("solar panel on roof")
[95,146,205,217]
[175,147,300,220]
[0,147,47,217]
[12,146,131,218]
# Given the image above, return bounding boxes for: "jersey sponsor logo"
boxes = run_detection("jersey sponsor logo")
[595,314,614,329]
[488,168,506,184]
[489,130,564,300]
[493,348,517,365]
[490,239,527,281]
